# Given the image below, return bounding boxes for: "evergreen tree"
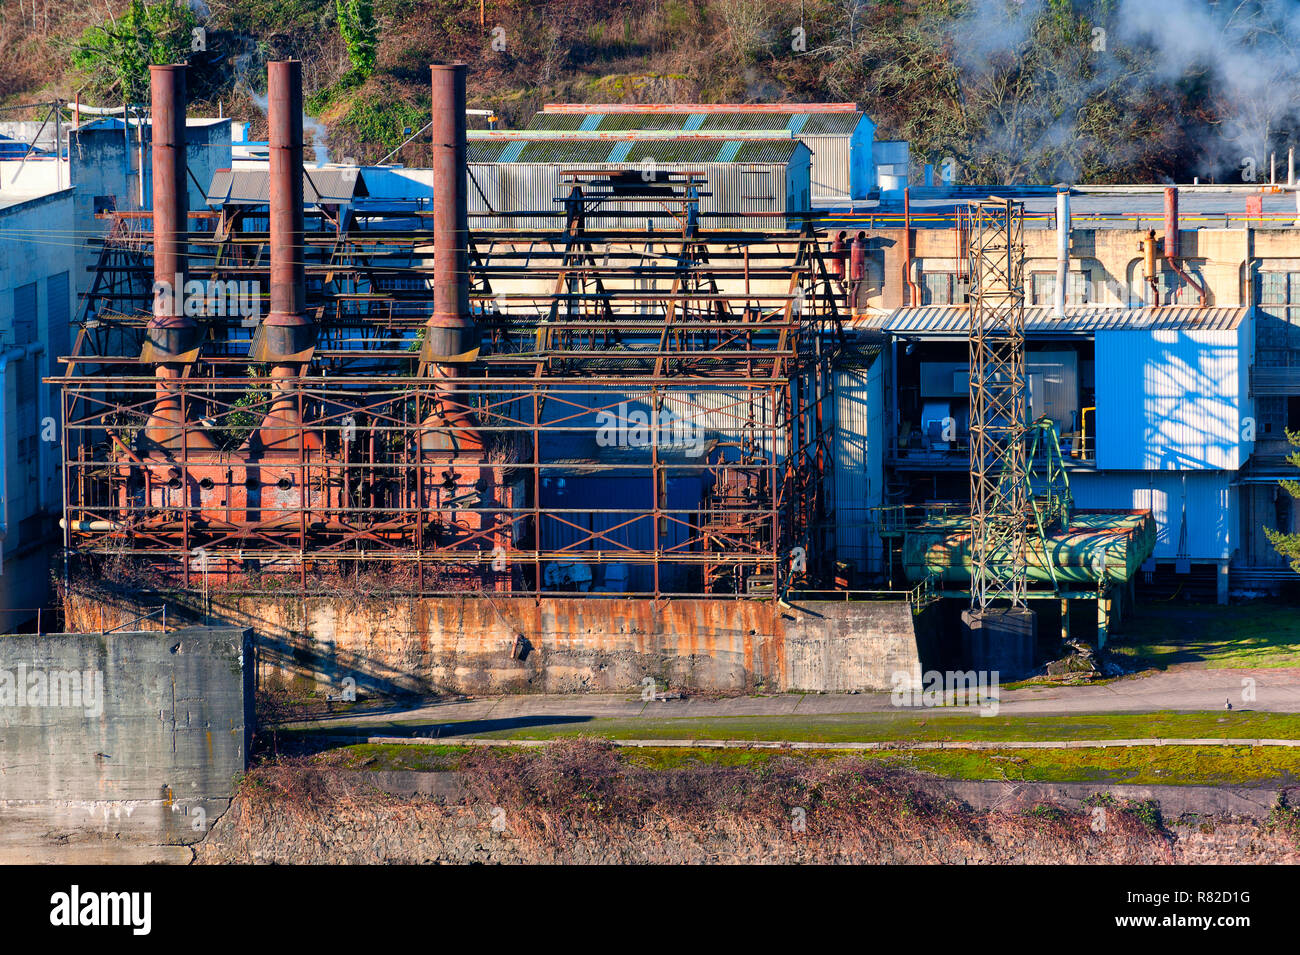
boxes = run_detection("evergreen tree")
[1265,428,1300,573]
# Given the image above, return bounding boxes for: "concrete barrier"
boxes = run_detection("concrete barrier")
[64,591,932,696]
[0,626,253,863]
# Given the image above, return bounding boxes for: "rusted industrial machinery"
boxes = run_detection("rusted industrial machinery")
[56,61,844,598]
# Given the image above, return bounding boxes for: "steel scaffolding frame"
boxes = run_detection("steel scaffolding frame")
[55,192,842,599]
[966,198,1030,609]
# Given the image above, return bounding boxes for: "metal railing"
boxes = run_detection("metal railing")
[0,607,64,635]
[100,605,168,634]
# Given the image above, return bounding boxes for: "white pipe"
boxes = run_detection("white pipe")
[72,103,139,116]
[1055,189,1070,318]
[0,342,46,576]
[59,520,124,533]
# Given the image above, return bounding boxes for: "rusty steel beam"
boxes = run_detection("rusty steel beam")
[60,117,842,596]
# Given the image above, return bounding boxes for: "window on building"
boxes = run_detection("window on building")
[921,272,952,305]
[1031,270,1092,306]
[1069,270,1092,304]
[373,275,430,317]
[1258,272,1300,305]
[1031,272,1054,305]
[919,272,970,305]
[12,283,37,405]
[1153,265,1205,305]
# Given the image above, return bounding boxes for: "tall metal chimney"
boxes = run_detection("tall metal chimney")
[266,60,310,353]
[427,63,474,361]
[150,64,187,327]
[245,60,320,456]
[1163,186,1180,260]
[422,62,482,456]
[143,63,214,454]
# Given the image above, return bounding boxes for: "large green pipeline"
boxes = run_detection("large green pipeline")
[901,510,1157,585]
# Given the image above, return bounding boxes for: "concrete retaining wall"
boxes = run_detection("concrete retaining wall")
[0,626,253,863]
[63,591,929,696]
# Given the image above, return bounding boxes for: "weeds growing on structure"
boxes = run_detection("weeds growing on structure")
[229,739,1173,862]
[1266,792,1300,846]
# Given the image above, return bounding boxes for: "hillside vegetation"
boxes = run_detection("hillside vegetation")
[3,0,1299,185]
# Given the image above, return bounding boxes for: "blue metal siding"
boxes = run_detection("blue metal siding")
[1094,327,1252,470]
[851,115,876,199]
[1070,471,1236,561]
[539,472,703,592]
[833,356,886,575]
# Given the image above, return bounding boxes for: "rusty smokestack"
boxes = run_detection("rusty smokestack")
[1163,185,1180,259]
[150,64,187,332]
[266,59,311,354]
[422,62,482,456]
[245,60,320,456]
[143,63,214,454]
[428,62,474,359]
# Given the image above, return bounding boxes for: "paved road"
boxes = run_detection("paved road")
[281,665,1300,734]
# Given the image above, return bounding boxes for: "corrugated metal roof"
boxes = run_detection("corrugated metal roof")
[206,168,367,206]
[541,102,859,113]
[468,136,801,165]
[851,305,1249,336]
[529,108,862,136]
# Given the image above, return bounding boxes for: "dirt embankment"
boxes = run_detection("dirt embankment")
[195,742,1300,864]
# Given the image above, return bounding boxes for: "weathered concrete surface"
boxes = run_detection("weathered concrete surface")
[961,606,1037,679]
[0,627,253,863]
[64,592,931,695]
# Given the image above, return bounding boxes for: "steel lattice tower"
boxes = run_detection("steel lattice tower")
[967,199,1029,610]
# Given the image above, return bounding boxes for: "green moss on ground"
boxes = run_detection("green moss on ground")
[316,740,1300,786]
[370,710,1300,744]
[1109,601,1300,669]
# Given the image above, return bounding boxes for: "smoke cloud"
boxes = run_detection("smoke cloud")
[946,0,1300,182]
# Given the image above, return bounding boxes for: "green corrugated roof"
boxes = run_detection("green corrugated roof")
[513,140,622,163]
[528,114,587,131]
[799,113,861,135]
[467,140,510,162]
[697,113,791,131]
[469,136,801,165]
[527,108,862,136]
[732,141,800,163]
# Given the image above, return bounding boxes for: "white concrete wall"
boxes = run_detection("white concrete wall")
[0,189,75,621]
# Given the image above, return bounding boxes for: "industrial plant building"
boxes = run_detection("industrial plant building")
[524,103,876,199]
[0,59,1296,686]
